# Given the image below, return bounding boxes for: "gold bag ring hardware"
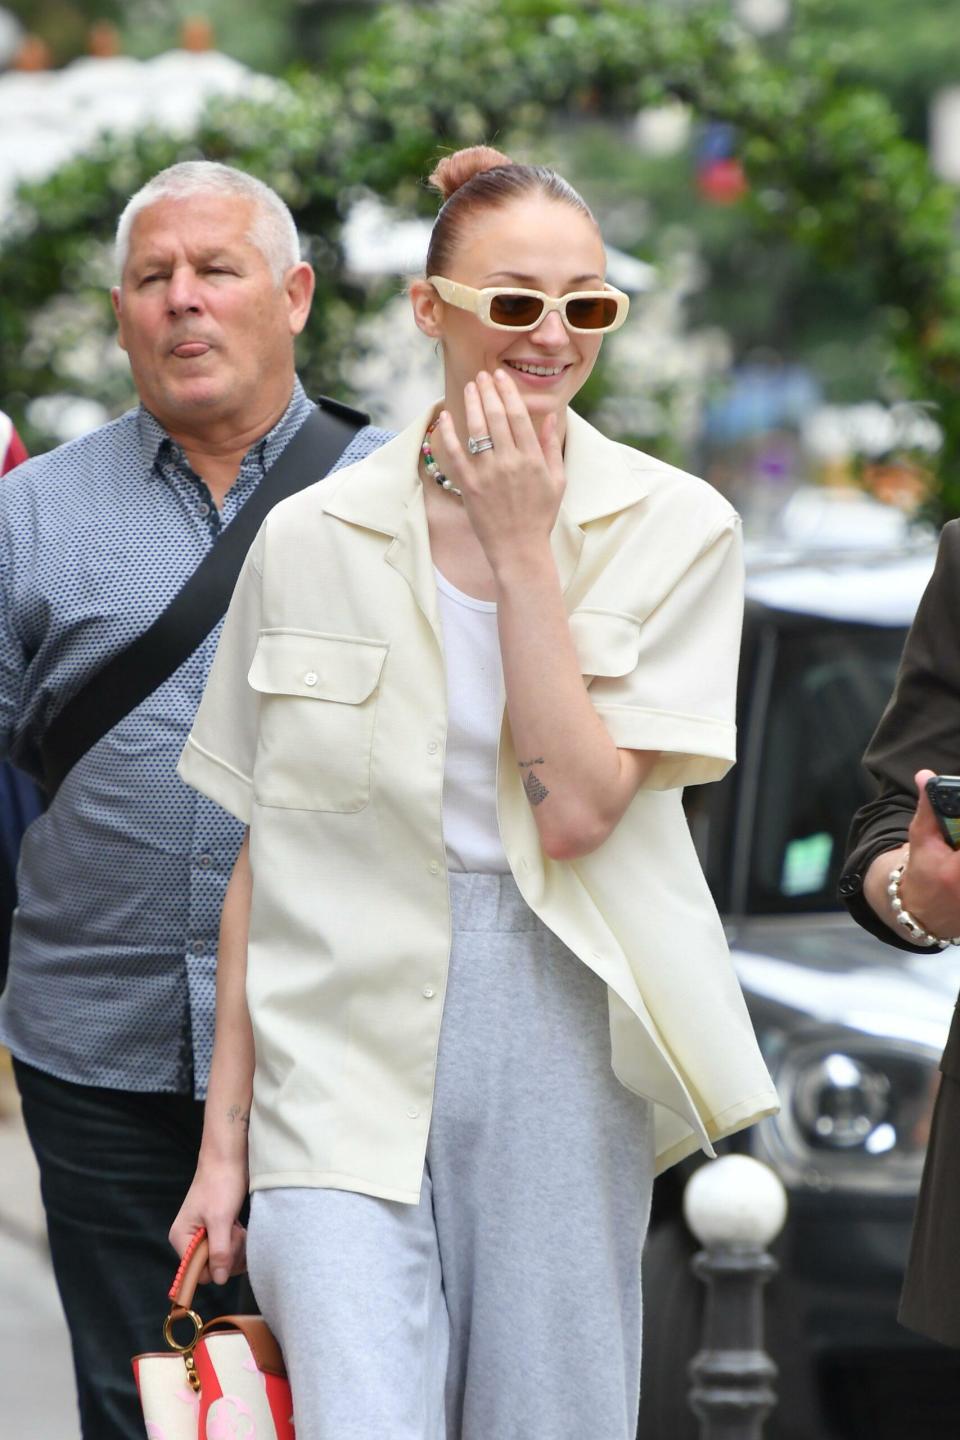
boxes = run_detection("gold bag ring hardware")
[163,1305,204,1393]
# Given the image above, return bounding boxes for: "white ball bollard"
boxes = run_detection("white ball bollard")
[684,1154,788,1252]
[682,1156,788,1440]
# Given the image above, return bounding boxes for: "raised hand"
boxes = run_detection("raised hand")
[898,768,960,940]
[434,368,565,576]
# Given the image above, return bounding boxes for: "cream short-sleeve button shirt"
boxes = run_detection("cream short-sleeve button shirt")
[179,406,778,1202]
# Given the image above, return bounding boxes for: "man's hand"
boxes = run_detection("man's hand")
[865,769,960,941]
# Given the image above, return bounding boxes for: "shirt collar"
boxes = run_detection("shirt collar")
[320,401,651,538]
[136,378,313,480]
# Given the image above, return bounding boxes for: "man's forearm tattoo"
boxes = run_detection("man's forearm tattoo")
[226,1104,250,1130]
[520,758,550,807]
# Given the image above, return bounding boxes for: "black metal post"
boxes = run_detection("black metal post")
[687,1244,779,1440]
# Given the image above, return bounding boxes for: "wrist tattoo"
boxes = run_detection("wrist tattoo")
[226,1105,250,1130]
[523,769,550,806]
[517,757,545,768]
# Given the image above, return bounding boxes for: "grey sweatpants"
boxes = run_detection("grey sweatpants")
[247,872,655,1440]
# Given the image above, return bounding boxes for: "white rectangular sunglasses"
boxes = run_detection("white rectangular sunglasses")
[429,275,630,334]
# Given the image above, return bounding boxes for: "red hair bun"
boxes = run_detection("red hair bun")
[429,146,513,202]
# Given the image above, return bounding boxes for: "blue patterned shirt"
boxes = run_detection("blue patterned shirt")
[0,381,391,1097]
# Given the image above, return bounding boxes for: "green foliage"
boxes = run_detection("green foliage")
[791,0,960,141]
[4,0,960,514]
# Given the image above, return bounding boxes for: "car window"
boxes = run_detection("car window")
[746,619,907,914]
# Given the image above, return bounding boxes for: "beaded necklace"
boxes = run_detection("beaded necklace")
[420,418,463,498]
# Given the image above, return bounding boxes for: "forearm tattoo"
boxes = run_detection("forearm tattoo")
[226,1104,250,1131]
[519,757,550,807]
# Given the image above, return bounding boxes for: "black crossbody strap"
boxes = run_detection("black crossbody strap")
[39,398,367,798]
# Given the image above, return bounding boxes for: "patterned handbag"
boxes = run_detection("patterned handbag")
[132,1227,294,1440]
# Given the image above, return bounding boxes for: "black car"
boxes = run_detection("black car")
[640,539,960,1440]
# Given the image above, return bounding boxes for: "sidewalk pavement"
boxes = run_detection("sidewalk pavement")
[0,1053,79,1438]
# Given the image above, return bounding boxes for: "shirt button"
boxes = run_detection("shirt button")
[839,874,861,897]
[428,860,441,875]
[406,1107,420,1120]
[197,854,212,869]
[422,985,436,999]
[427,740,439,754]
[304,671,318,686]
[197,502,211,517]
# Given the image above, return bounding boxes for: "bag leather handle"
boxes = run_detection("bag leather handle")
[168,1226,211,1309]
[164,1227,287,1378]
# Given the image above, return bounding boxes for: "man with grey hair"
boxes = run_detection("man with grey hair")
[0,160,390,1439]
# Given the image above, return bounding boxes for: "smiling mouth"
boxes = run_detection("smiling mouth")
[504,360,570,378]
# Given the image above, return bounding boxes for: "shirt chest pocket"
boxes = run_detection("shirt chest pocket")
[247,631,389,812]
[568,609,642,683]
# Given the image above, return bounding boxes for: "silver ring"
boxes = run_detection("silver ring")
[467,434,494,456]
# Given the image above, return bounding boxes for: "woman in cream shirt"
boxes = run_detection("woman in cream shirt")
[172,145,778,1440]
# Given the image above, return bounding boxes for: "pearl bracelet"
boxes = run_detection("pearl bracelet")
[887,857,960,950]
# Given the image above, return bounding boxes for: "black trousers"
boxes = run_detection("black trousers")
[14,1058,253,1440]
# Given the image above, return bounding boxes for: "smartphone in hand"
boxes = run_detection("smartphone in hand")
[926,774,960,849]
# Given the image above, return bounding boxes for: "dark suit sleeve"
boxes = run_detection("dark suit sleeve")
[840,520,960,950]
